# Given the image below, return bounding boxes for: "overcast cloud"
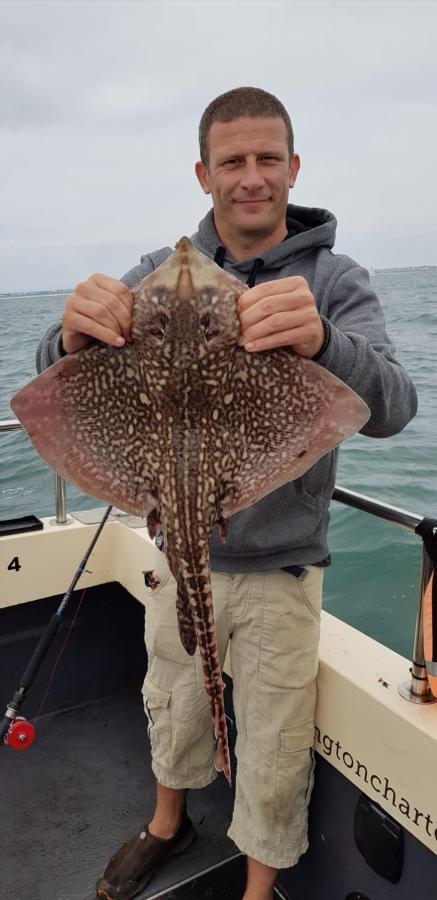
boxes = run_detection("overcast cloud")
[1,0,436,291]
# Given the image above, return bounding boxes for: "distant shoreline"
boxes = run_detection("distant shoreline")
[1,265,436,296]
[0,289,72,298]
[373,265,437,274]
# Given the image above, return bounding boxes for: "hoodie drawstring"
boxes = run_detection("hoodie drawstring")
[213,245,265,288]
[213,246,226,268]
[246,257,264,288]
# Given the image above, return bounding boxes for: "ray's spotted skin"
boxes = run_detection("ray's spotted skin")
[11,239,370,783]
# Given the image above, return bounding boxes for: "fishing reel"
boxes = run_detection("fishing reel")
[2,716,35,750]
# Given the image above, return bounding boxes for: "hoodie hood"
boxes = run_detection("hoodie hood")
[191,203,337,275]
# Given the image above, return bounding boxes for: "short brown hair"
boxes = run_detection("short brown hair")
[199,86,294,165]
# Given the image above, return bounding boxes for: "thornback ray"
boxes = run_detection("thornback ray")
[11,237,370,784]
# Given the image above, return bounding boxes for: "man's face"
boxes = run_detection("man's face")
[195,116,300,245]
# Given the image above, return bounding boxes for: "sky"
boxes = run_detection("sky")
[1,0,436,292]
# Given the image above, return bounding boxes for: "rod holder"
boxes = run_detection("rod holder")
[399,544,436,703]
[49,474,73,526]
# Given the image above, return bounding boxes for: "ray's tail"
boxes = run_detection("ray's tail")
[212,688,231,784]
[178,557,231,785]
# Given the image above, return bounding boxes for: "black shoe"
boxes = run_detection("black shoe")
[96,811,196,899]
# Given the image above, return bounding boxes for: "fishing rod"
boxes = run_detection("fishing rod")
[0,504,113,750]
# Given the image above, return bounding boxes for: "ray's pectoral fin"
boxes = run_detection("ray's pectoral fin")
[223,349,370,517]
[10,343,158,518]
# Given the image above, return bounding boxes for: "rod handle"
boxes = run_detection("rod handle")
[20,613,61,690]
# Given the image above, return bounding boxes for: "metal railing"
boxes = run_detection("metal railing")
[1,418,436,704]
[1,419,22,433]
[1,419,70,524]
[332,487,435,704]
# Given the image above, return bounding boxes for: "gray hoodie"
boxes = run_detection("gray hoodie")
[36,203,417,571]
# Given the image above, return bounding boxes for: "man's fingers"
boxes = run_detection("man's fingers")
[65,283,133,341]
[242,325,309,353]
[88,274,134,311]
[60,273,134,353]
[240,307,308,344]
[68,296,129,339]
[62,275,133,344]
[64,311,127,348]
[239,291,304,332]
[237,277,305,312]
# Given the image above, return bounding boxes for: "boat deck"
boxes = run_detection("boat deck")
[3,690,247,900]
[1,582,273,900]
[2,579,436,900]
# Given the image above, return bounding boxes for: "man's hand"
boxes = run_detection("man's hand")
[62,274,134,354]
[237,276,324,358]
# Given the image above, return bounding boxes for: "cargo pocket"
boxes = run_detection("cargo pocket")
[275,721,316,836]
[169,701,214,774]
[142,675,172,768]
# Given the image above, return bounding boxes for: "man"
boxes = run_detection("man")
[37,87,417,900]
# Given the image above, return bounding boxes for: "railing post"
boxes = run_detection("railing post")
[49,474,72,526]
[399,544,435,703]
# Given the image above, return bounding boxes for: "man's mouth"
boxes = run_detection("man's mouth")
[233,198,270,205]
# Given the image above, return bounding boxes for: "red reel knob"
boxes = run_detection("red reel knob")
[5,718,35,750]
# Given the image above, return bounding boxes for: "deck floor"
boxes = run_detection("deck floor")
[4,584,435,900]
[3,691,241,900]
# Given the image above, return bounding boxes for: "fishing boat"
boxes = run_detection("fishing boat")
[1,417,436,900]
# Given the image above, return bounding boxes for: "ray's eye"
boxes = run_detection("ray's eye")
[200,312,220,342]
[150,312,169,339]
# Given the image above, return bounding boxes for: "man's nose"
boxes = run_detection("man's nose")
[239,160,265,191]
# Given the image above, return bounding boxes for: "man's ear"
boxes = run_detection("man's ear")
[195,160,211,194]
[289,153,301,188]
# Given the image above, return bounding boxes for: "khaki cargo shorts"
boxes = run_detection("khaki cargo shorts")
[142,548,323,869]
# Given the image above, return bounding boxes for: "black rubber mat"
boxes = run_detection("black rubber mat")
[146,853,246,899]
[3,586,436,900]
[144,854,291,900]
[2,691,237,900]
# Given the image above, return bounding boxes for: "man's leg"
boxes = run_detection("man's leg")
[227,566,323,884]
[243,857,278,900]
[148,783,186,839]
[142,562,231,791]
[96,784,196,900]
[96,557,233,899]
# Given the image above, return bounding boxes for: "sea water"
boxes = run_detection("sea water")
[1,270,436,658]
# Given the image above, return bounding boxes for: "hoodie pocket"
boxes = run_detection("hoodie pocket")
[216,482,324,558]
[301,451,336,506]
